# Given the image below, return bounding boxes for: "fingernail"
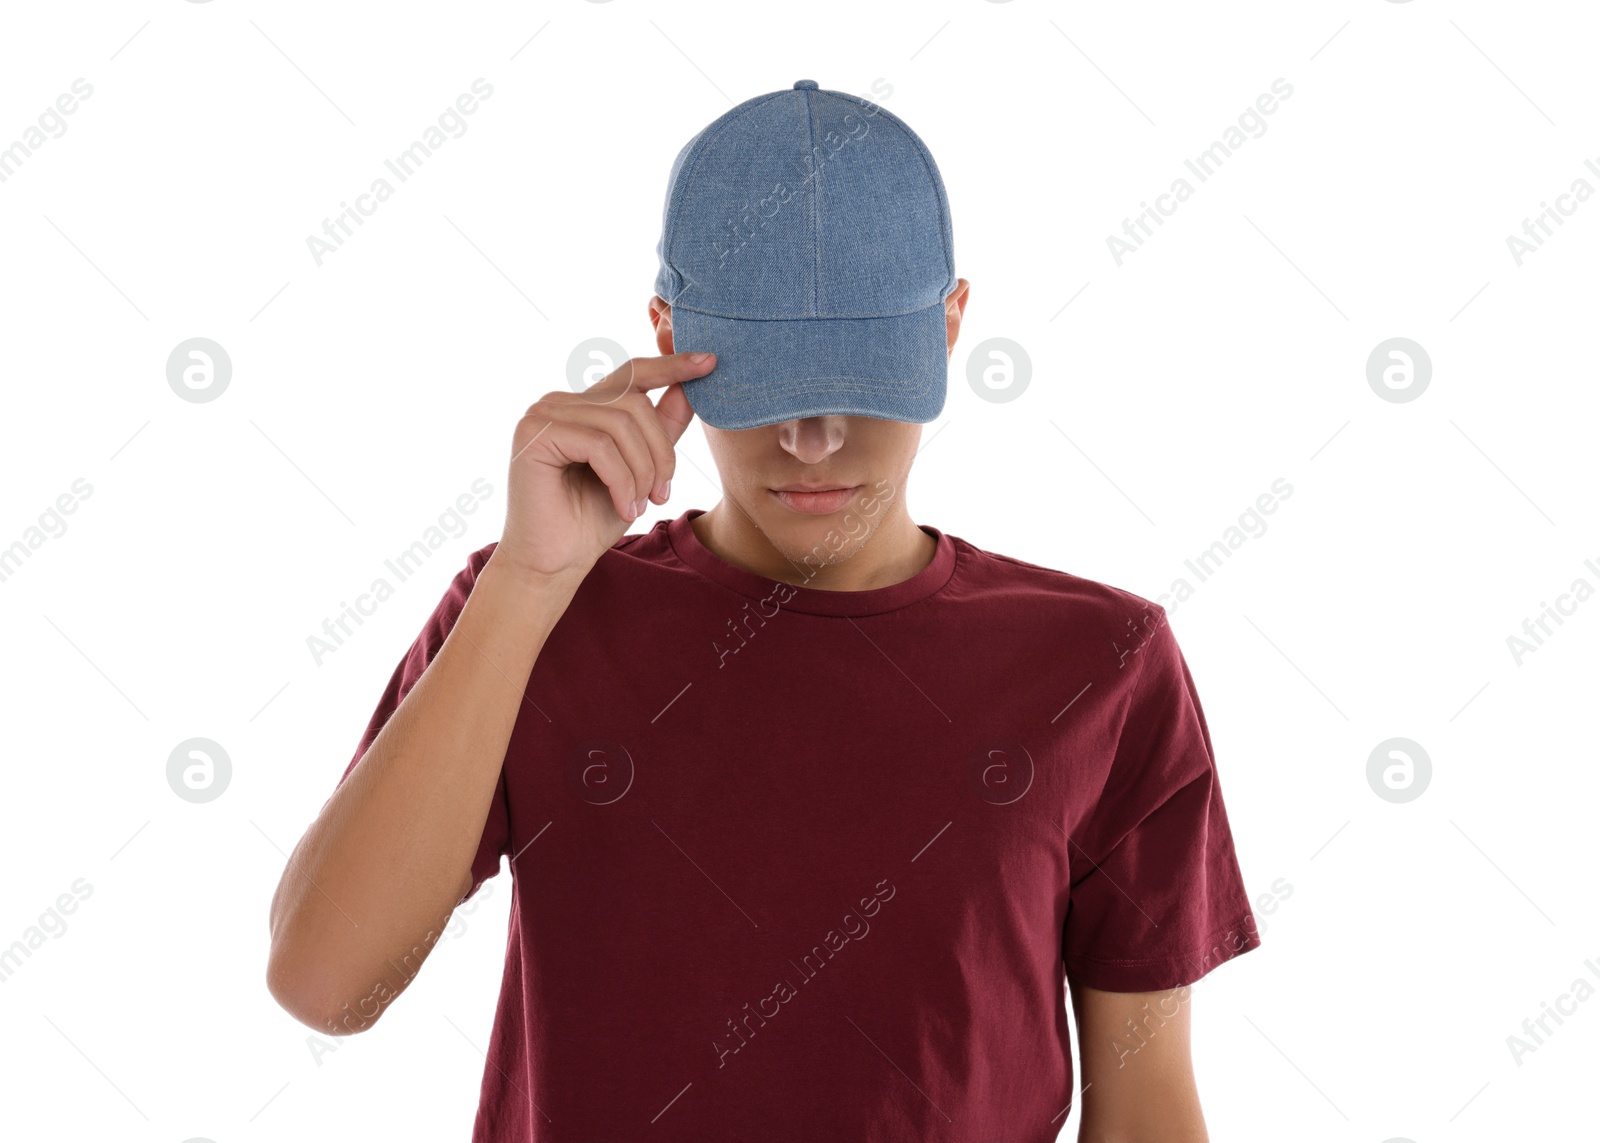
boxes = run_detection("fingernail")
[659,479,672,500]
[689,352,713,364]
[633,498,646,518]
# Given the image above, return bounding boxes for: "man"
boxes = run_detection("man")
[267,79,1260,1142]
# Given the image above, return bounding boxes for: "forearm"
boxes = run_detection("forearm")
[266,553,581,1030]
[1071,978,1209,1142]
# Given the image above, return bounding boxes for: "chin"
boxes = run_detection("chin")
[763,504,873,568]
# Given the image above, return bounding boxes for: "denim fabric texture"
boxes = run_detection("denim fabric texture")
[653,79,958,430]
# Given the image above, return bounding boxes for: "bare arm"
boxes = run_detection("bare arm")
[266,557,581,1033]
[264,350,712,1035]
[1069,977,1208,1143]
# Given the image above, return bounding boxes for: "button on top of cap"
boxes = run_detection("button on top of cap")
[793,79,819,90]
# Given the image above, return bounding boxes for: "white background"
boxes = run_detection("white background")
[1,1,1595,1140]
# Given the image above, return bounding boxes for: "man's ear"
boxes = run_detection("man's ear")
[945,278,971,355]
[648,295,676,355]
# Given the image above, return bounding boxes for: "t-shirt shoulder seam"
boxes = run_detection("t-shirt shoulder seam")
[961,543,1167,617]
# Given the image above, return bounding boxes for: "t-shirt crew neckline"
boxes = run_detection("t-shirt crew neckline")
[666,507,957,618]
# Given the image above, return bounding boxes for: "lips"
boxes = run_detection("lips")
[769,484,862,515]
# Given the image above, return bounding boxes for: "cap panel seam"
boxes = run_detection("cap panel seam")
[821,95,958,297]
[804,89,823,316]
[664,91,794,304]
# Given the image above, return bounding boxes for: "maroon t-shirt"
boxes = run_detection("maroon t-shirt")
[332,507,1261,1141]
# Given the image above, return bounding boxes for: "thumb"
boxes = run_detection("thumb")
[652,377,698,445]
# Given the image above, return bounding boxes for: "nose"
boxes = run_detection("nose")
[776,415,847,464]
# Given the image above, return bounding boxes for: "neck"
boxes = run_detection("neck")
[691,497,937,592]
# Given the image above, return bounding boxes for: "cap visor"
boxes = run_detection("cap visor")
[672,298,949,430]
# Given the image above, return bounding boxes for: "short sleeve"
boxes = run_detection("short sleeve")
[1062,608,1260,991]
[326,547,509,905]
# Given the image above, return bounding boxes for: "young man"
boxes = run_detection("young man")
[267,80,1260,1142]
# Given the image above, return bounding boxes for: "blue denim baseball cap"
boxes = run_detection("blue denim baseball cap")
[653,79,958,431]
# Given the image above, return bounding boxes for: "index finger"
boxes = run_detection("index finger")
[584,351,717,406]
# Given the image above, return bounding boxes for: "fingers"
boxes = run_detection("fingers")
[513,392,678,521]
[584,351,717,404]
[651,377,697,448]
[538,417,650,523]
[515,351,714,524]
